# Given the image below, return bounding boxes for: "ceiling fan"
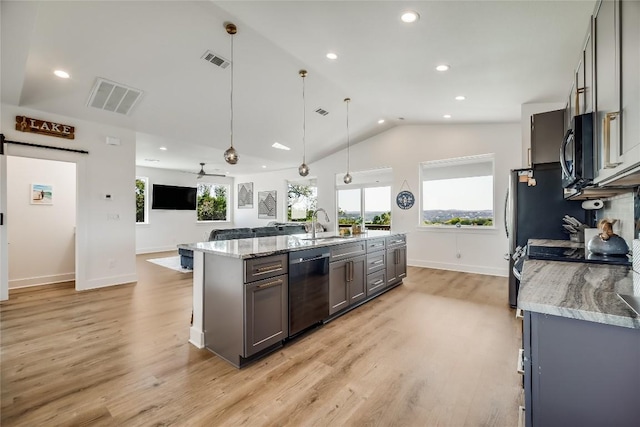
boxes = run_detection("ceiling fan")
[195,162,226,178]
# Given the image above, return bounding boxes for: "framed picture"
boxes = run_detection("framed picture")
[238,182,253,209]
[31,183,53,205]
[258,190,277,219]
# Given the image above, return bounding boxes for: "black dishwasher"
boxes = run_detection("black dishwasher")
[288,248,330,337]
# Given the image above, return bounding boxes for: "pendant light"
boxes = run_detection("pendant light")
[343,97,352,184]
[223,23,239,165]
[298,69,310,177]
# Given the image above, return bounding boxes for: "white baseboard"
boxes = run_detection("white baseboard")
[408,259,508,277]
[189,327,205,348]
[78,273,138,291]
[9,272,75,289]
[136,246,179,255]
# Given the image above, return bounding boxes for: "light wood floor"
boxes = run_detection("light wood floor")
[1,252,522,426]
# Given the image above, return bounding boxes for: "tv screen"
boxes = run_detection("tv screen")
[152,184,197,210]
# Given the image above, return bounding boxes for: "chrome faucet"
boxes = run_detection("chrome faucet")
[311,208,330,239]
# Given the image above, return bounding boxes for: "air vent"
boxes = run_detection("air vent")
[87,78,143,115]
[315,108,329,116]
[201,50,230,69]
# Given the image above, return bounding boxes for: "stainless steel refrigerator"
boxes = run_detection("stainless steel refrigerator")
[506,163,589,307]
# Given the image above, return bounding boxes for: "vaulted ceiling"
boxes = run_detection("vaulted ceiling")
[1,1,596,176]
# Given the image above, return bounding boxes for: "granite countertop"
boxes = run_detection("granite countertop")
[528,238,584,248]
[518,259,639,329]
[178,230,400,260]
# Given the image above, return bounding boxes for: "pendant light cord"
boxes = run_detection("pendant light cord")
[346,98,350,172]
[302,73,306,163]
[230,31,234,149]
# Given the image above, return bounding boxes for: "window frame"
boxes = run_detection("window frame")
[287,179,318,222]
[419,154,496,230]
[196,182,231,223]
[135,176,149,225]
[336,183,392,230]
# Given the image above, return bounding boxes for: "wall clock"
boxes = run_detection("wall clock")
[396,190,415,210]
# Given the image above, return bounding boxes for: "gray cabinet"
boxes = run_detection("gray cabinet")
[329,254,366,315]
[386,235,407,286]
[244,274,288,357]
[621,0,640,160]
[523,311,640,427]
[530,109,565,165]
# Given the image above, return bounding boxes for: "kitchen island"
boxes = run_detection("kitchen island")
[179,231,406,367]
[518,254,640,427]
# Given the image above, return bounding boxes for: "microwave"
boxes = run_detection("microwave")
[561,113,594,189]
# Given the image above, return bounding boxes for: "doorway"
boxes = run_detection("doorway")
[6,156,77,290]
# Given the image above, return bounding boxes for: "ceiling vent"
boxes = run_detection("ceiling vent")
[87,78,143,115]
[315,108,329,116]
[201,50,230,69]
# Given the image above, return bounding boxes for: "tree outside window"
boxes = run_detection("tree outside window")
[197,183,229,221]
[287,182,317,222]
[135,177,148,223]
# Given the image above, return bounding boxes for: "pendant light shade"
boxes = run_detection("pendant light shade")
[298,69,309,177]
[343,97,352,184]
[224,23,239,165]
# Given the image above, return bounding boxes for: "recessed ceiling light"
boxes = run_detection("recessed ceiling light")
[443,114,452,119]
[455,95,466,101]
[272,142,291,150]
[378,119,385,124]
[401,11,420,23]
[262,165,267,169]
[326,52,338,60]
[54,70,70,79]
[436,64,450,72]
[159,146,168,151]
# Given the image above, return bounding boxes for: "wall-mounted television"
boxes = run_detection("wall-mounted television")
[152,184,197,210]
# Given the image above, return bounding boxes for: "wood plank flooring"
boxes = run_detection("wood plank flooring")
[1,252,522,426]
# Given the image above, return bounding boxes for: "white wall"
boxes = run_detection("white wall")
[135,166,235,253]
[235,123,521,277]
[7,157,76,287]
[1,104,137,292]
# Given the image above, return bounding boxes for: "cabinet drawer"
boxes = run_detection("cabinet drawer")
[366,252,386,274]
[367,270,386,296]
[244,254,288,283]
[386,235,406,248]
[366,238,386,253]
[330,241,366,262]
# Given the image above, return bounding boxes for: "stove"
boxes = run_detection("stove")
[527,245,632,266]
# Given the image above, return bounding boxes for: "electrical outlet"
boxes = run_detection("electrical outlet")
[456,251,461,259]
[108,259,116,269]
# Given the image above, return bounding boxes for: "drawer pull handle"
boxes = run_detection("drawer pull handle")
[255,264,282,274]
[372,279,384,286]
[372,260,384,265]
[257,279,283,289]
[603,111,621,168]
[517,348,525,374]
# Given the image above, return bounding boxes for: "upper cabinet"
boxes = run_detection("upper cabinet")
[593,0,640,186]
[531,109,565,165]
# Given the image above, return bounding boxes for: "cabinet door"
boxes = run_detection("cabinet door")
[594,0,621,169]
[348,255,366,305]
[396,246,407,281]
[584,27,594,114]
[621,0,640,157]
[244,274,287,357]
[531,109,565,165]
[329,261,349,315]
[386,248,397,285]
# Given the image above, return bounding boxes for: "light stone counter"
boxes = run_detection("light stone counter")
[179,230,395,259]
[518,259,639,329]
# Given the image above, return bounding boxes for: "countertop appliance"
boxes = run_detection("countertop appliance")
[506,163,590,308]
[288,247,330,337]
[561,112,594,190]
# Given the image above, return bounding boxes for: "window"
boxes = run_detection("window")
[420,154,494,227]
[336,168,393,230]
[135,177,148,224]
[196,183,229,222]
[287,180,317,222]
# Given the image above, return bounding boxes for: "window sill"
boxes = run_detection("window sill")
[136,222,149,226]
[417,225,498,233]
